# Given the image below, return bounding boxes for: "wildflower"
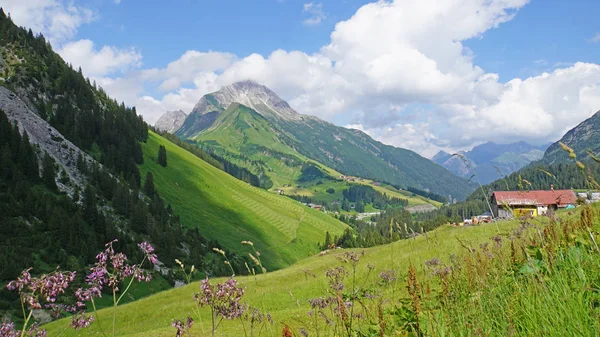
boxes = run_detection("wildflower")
[308,297,331,309]
[172,316,194,337]
[195,277,245,335]
[138,241,158,264]
[379,269,397,284]
[0,319,18,337]
[7,269,76,311]
[299,327,309,337]
[70,312,95,330]
[424,258,440,267]
[241,240,254,246]
[325,266,348,292]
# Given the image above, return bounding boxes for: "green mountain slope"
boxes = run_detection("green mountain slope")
[542,110,600,164]
[175,81,473,200]
[188,102,444,208]
[140,131,347,270]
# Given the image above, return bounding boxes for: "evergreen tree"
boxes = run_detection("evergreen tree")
[157,145,167,167]
[41,154,57,191]
[144,172,156,198]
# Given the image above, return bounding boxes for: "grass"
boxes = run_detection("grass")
[139,131,347,270]
[45,215,529,336]
[46,204,600,336]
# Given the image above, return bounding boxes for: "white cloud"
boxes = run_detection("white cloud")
[13,0,598,156]
[58,39,142,77]
[589,33,600,43]
[302,2,326,26]
[1,0,95,45]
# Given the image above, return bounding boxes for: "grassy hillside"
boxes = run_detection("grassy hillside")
[46,204,600,336]
[192,104,442,209]
[46,216,528,336]
[139,131,347,270]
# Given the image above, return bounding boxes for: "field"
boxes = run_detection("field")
[138,131,347,270]
[46,216,530,336]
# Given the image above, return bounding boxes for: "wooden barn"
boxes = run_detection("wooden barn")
[490,190,577,218]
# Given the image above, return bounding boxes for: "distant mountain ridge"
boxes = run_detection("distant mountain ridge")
[163,80,474,200]
[433,141,548,184]
[541,110,600,164]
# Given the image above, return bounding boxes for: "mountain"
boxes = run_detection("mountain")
[433,142,547,184]
[176,81,473,200]
[0,9,345,290]
[154,109,187,133]
[541,110,600,164]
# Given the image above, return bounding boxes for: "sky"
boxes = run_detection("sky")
[2,0,600,157]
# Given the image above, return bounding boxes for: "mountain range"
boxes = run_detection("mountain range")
[433,142,549,184]
[159,80,474,200]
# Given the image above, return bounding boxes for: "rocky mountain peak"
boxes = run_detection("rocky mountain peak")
[154,109,187,133]
[191,80,300,121]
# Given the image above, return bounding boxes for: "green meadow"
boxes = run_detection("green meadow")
[139,131,347,270]
[46,217,527,336]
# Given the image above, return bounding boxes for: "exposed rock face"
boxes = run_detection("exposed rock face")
[154,109,187,133]
[190,80,301,121]
[0,86,95,196]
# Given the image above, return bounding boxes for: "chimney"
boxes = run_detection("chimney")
[550,184,554,191]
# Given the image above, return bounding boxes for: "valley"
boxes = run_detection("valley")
[1,2,600,337]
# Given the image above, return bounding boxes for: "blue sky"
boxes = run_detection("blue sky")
[3,0,600,156]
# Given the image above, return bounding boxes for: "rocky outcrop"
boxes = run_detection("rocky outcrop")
[0,86,96,196]
[154,109,187,133]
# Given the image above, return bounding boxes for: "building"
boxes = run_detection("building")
[490,190,577,218]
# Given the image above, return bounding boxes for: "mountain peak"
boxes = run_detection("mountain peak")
[191,81,301,121]
[154,109,187,133]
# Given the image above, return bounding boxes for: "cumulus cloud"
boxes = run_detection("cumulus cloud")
[1,0,95,45]
[58,39,142,77]
[13,0,599,156]
[302,2,326,26]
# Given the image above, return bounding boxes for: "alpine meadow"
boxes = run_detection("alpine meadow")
[1,1,600,337]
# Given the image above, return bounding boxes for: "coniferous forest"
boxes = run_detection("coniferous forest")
[0,9,255,318]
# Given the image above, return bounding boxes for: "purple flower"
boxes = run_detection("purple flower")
[139,242,158,264]
[70,312,95,330]
[379,269,398,284]
[195,278,245,320]
[172,316,194,337]
[6,269,76,311]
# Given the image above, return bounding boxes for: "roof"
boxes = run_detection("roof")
[491,190,576,207]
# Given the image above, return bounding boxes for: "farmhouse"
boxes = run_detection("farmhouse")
[490,190,577,218]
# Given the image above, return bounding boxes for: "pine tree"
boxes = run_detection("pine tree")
[144,172,156,198]
[157,145,167,167]
[42,154,57,191]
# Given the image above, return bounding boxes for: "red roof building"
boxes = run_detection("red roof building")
[490,190,576,218]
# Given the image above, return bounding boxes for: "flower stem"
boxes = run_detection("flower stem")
[91,298,108,337]
[113,287,117,337]
[117,256,147,305]
[19,310,32,337]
